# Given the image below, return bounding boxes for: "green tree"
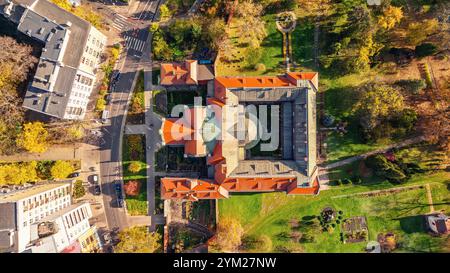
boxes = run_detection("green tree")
[204,18,227,50]
[16,122,48,153]
[128,161,142,173]
[415,43,437,58]
[365,154,407,183]
[353,84,405,130]
[115,226,162,253]
[72,180,86,199]
[51,160,75,179]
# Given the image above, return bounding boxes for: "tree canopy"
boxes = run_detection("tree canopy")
[353,84,405,130]
[210,217,244,252]
[378,6,403,30]
[50,160,75,179]
[16,122,49,153]
[115,226,162,253]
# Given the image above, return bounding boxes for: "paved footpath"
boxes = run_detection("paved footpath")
[0,145,81,162]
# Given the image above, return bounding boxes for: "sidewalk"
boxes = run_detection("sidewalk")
[0,144,81,162]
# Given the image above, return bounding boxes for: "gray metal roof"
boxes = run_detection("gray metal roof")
[0,203,17,230]
[0,0,96,119]
[228,83,317,181]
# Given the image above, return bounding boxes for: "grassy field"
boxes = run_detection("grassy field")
[219,171,449,253]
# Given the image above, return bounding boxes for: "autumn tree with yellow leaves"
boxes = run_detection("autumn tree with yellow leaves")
[16,122,49,153]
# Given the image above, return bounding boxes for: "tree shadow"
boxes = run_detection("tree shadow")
[395,215,426,234]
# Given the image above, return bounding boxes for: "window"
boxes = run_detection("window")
[23,221,27,227]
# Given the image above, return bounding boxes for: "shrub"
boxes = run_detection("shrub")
[128,161,142,173]
[96,98,106,111]
[321,114,335,127]
[365,154,408,183]
[415,43,437,58]
[72,180,85,199]
[254,63,266,72]
[392,108,417,131]
[423,63,433,88]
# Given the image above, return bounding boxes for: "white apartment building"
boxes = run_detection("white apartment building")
[0,182,72,252]
[27,202,93,253]
[0,0,107,120]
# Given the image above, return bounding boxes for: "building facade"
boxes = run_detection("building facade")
[0,0,107,120]
[0,181,101,253]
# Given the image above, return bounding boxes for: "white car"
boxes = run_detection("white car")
[91,174,99,184]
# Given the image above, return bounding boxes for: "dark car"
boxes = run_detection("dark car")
[94,185,101,195]
[68,172,80,178]
[114,183,122,194]
[117,198,124,208]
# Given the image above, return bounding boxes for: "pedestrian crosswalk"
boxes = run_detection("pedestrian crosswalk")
[124,36,146,53]
[112,13,128,31]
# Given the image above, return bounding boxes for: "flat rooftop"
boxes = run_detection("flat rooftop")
[0,181,71,202]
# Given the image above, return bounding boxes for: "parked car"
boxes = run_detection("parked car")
[105,94,112,105]
[68,172,80,178]
[101,110,109,124]
[117,198,124,208]
[91,174,99,184]
[114,183,121,194]
[94,185,101,195]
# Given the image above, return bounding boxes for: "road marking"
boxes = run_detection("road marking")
[116,13,127,20]
[138,0,152,20]
[123,36,146,53]
[112,22,124,31]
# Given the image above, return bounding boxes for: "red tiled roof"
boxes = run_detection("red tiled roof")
[160,118,193,145]
[161,178,228,200]
[160,61,198,85]
[160,72,320,201]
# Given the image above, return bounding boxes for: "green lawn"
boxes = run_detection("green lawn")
[216,14,284,76]
[124,179,148,216]
[219,171,449,253]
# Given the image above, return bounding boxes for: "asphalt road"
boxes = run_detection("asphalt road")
[98,2,157,231]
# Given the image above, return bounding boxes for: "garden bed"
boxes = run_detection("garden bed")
[126,70,145,124]
[155,146,207,175]
[153,90,167,116]
[122,134,147,180]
